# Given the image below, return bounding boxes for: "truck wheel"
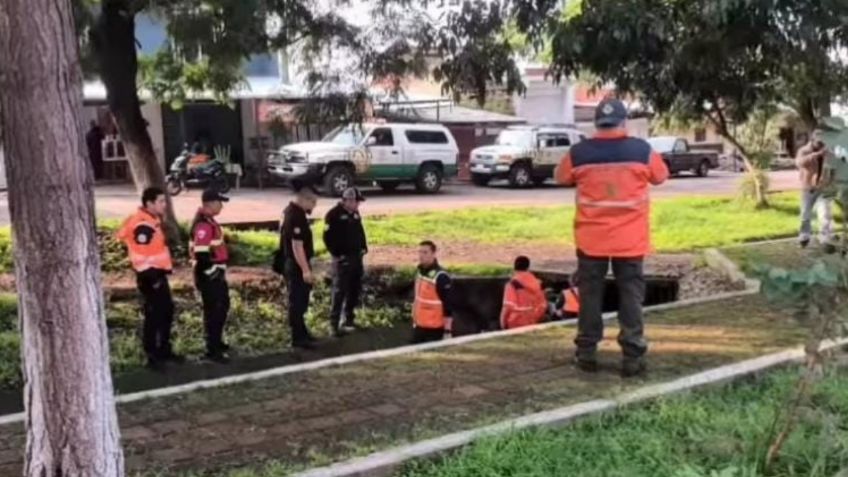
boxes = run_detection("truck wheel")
[415,164,443,194]
[323,165,354,197]
[378,181,400,192]
[696,160,710,177]
[508,163,532,188]
[471,174,491,187]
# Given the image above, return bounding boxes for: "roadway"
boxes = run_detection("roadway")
[0,170,799,226]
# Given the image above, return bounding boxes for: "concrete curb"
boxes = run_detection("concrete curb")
[703,248,761,291]
[0,268,760,426]
[293,337,848,477]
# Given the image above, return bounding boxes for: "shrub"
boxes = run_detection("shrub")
[0,293,16,332]
[0,269,414,391]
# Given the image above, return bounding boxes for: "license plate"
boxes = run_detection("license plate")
[471,164,490,172]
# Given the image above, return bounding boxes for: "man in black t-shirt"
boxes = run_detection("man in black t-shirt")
[323,187,368,336]
[281,183,318,349]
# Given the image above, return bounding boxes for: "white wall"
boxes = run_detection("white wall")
[513,80,575,125]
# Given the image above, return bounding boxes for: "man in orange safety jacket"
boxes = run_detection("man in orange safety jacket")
[116,187,183,370]
[411,240,453,343]
[556,98,669,377]
[500,256,547,330]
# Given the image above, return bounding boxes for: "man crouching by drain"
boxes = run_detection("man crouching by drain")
[411,240,453,344]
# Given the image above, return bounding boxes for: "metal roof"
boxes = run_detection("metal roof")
[383,104,526,125]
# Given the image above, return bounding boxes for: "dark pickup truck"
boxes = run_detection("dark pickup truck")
[647,136,720,177]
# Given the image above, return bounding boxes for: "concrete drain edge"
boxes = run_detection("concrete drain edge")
[294,337,848,477]
[0,249,759,426]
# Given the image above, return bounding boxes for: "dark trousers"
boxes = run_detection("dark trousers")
[575,253,647,361]
[137,272,174,359]
[330,256,363,328]
[196,272,230,353]
[285,260,313,344]
[411,327,445,344]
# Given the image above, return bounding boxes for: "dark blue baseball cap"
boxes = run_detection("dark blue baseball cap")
[595,98,628,129]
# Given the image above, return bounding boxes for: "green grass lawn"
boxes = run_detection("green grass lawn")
[0,193,807,275]
[357,193,803,252]
[402,367,848,477]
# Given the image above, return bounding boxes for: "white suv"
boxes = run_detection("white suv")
[469,125,585,187]
[267,122,459,196]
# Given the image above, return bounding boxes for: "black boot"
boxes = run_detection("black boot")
[622,358,647,378]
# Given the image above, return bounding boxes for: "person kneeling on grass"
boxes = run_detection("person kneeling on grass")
[500,256,548,330]
[411,241,453,344]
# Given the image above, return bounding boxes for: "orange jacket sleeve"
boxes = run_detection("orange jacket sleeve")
[115,216,133,244]
[555,152,575,186]
[648,151,670,185]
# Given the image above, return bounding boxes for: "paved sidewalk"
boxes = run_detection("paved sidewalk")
[0,295,806,475]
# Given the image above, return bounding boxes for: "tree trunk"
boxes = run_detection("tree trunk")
[706,113,769,208]
[0,0,125,475]
[91,0,181,244]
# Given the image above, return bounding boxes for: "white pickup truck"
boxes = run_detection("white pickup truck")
[469,125,585,187]
[267,123,459,196]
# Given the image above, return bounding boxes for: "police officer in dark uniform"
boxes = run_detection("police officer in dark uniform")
[281,182,319,349]
[323,187,368,336]
[190,188,232,363]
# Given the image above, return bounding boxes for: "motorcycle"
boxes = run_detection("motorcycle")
[166,145,230,196]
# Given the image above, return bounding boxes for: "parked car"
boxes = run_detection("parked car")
[469,125,585,188]
[266,122,459,196]
[647,136,720,177]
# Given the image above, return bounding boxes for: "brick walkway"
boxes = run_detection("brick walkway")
[0,295,806,475]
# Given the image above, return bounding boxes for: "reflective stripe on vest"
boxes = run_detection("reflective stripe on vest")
[413,271,446,329]
[577,196,648,209]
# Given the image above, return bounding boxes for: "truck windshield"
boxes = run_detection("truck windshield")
[495,130,533,148]
[323,126,370,146]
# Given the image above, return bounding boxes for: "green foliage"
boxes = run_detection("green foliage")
[0,227,12,273]
[0,332,20,388]
[0,293,16,332]
[0,268,416,390]
[533,0,848,139]
[402,369,848,477]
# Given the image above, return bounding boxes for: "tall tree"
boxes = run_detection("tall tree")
[504,0,848,205]
[0,0,124,475]
[71,0,527,234]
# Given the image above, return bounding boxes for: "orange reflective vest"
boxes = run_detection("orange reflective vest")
[501,271,547,329]
[116,208,173,273]
[562,287,580,314]
[413,268,448,329]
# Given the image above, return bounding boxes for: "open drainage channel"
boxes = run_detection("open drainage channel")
[0,272,679,416]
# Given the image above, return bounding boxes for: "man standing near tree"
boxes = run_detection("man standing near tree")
[795,130,835,250]
[190,188,232,363]
[117,187,184,371]
[555,98,669,378]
